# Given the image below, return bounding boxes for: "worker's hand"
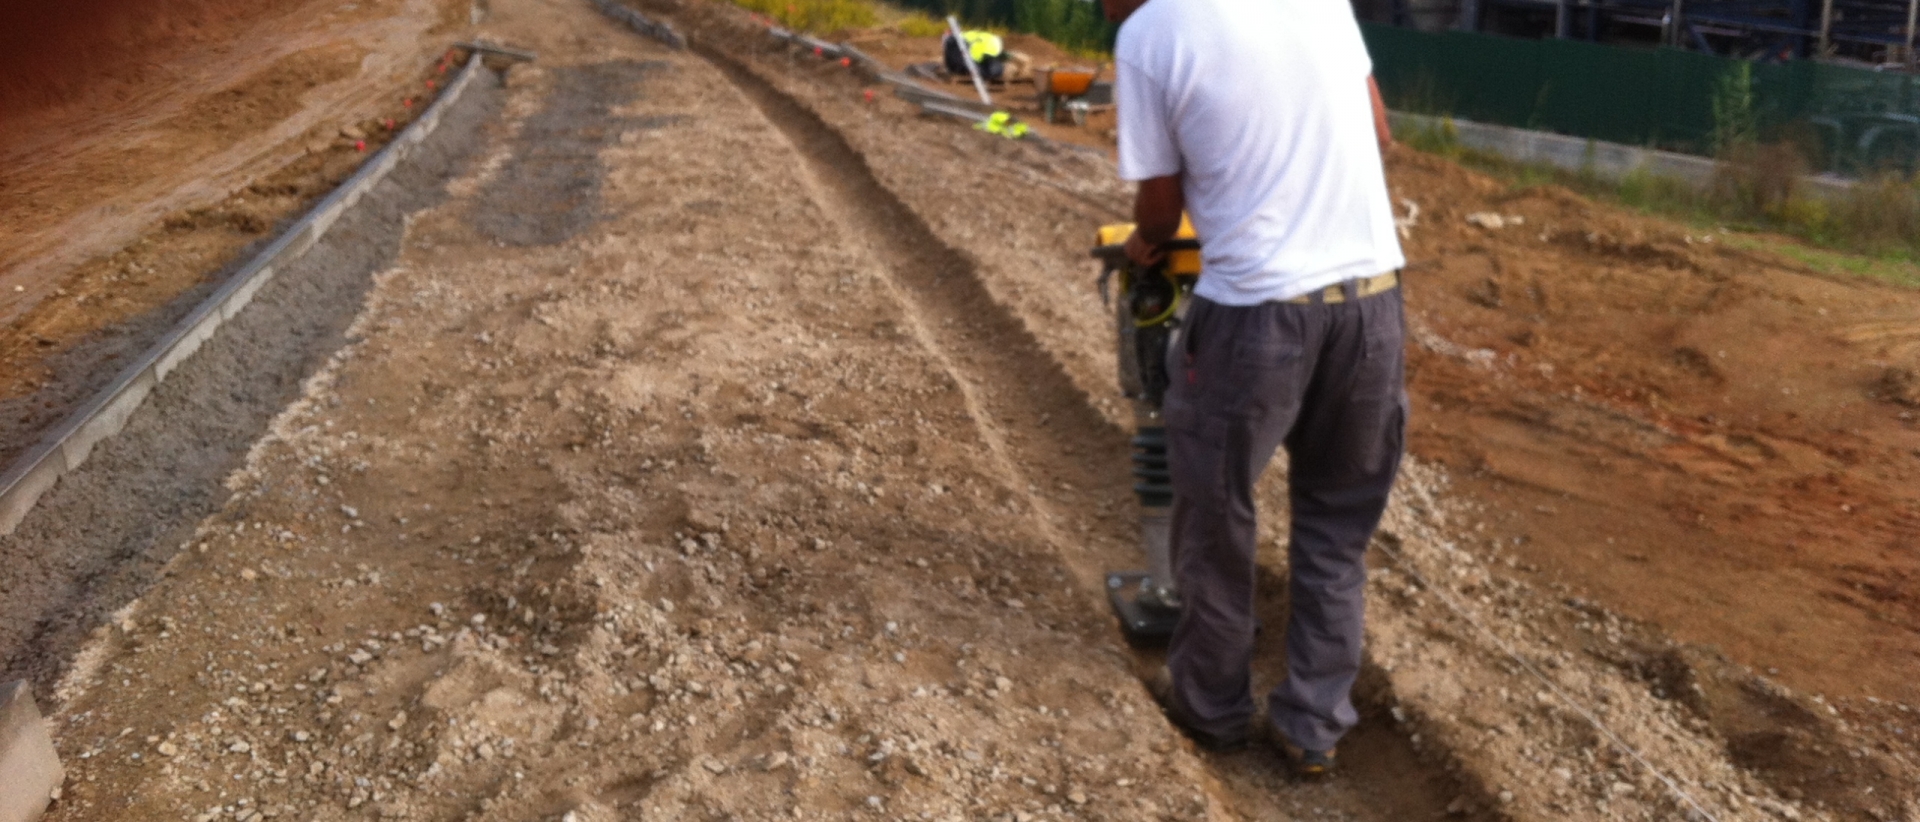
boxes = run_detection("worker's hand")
[1124,231,1166,268]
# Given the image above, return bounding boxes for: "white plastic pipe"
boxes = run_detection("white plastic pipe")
[945,15,993,106]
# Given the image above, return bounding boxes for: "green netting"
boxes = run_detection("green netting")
[1363,23,1920,174]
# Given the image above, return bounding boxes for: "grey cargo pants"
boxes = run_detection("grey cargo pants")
[1162,282,1406,753]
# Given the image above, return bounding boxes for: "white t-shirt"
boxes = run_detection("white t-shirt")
[1115,0,1405,305]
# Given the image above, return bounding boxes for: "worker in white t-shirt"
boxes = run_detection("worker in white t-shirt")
[1104,0,1407,778]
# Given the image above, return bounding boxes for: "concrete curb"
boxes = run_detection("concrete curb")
[0,681,61,822]
[1390,111,1856,200]
[0,53,493,537]
[588,0,687,49]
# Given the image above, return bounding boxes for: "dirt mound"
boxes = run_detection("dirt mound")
[0,0,467,332]
[1383,145,1920,709]
[0,0,296,131]
[1878,366,1920,407]
[0,54,464,473]
[159,46,367,145]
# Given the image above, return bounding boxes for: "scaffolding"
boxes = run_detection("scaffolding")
[1364,0,1920,65]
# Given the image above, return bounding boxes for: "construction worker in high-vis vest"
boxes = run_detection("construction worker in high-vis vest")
[942,29,1008,81]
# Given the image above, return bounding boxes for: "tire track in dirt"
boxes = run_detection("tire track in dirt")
[695,46,1108,591]
[693,41,1463,822]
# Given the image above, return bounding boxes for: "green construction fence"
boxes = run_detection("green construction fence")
[1361,22,1920,174]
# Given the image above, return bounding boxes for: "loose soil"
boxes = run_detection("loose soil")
[6,0,1918,820]
[0,0,471,466]
[1379,156,1920,704]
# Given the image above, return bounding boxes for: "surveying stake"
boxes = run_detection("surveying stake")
[1091,218,1200,644]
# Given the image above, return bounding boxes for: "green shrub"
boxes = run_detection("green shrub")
[892,11,948,36]
[1010,0,1112,54]
[884,0,1117,54]
[1710,62,1758,157]
[734,0,878,34]
[1398,116,1462,158]
[1615,166,1704,215]
[1815,174,1920,253]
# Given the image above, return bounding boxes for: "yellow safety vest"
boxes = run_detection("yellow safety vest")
[963,30,1004,62]
[974,110,1029,139]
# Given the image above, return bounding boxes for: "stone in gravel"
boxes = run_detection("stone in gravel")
[764,752,790,771]
[703,758,726,774]
[388,712,407,731]
[1068,790,1088,805]
[348,650,373,665]
[157,742,179,757]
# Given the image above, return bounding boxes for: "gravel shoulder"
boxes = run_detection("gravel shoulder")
[0,65,501,695]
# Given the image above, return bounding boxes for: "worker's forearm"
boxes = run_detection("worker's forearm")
[1368,75,1392,150]
[1133,174,1185,245]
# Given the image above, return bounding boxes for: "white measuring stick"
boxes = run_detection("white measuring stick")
[945,15,993,106]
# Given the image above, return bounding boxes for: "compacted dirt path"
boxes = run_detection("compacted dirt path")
[27,0,1920,820]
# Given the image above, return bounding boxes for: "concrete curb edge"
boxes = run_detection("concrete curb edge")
[0,53,493,537]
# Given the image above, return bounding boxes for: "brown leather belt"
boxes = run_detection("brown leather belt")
[1285,270,1399,305]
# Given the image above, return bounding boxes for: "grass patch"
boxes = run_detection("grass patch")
[733,0,877,34]
[890,10,947,37]
[1397,116,1920,289]
[722,0,1113,58]
[1723,235,1920,288]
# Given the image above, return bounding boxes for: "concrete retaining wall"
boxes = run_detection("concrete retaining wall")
[0,54,493,536]
[1390,111,1856,200]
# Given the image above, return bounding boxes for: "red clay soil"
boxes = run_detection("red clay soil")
[0,1,292,126]
[1386,150,1920,705]
[0,0,467,463]
[0,0,465,311]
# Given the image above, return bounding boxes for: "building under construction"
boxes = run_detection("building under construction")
[1357,0,1920,65]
